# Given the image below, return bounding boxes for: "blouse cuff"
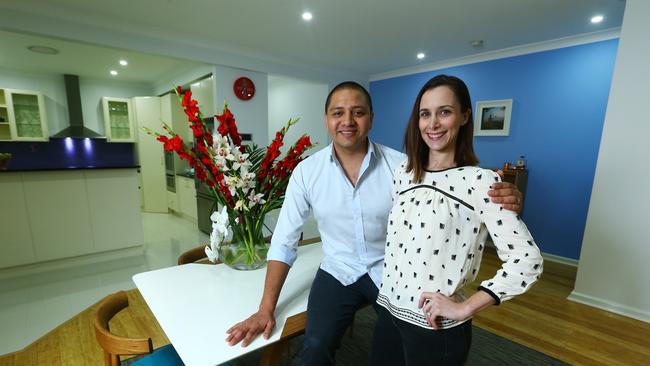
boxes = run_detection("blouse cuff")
[478,286,501,305]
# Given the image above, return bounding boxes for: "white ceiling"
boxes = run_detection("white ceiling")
[0,0,626,79]
[0,29,207,84]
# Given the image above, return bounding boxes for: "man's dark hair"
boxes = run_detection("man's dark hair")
[325,81,373,113]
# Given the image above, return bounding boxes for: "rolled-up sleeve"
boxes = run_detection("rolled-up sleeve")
[266,163,311,267]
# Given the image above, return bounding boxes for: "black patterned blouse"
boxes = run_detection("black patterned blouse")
[377,162,543,330]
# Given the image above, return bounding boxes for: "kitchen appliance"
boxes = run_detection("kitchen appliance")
[166,173,176,193]
[52,75,103,138]
[196,180,214,234]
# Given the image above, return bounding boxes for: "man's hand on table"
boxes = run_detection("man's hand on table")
[225,309,276,347]
[488,170,523,214]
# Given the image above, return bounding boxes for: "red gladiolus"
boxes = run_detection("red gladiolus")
[215,107,242,146]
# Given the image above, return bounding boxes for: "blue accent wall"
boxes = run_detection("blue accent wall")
[369,39,618,260]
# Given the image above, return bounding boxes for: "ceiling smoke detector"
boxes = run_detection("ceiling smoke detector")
[470,40,484,49]
[27,45,59,55]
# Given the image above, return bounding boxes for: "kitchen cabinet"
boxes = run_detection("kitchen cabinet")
[0,173,36,268]
[167,190,179,212]
[0,88,49,141]
[0,168,144,269]
[177,176,197,221]
[190,76,215,118]
[102,97,136,142]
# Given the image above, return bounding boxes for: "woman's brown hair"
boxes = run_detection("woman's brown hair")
[404,75,479,183]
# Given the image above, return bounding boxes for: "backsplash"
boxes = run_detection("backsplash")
[0,138,136,170]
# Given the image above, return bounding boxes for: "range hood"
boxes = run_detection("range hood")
[52,74,103,138]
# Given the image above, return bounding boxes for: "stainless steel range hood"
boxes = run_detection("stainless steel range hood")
[52,74,103,138]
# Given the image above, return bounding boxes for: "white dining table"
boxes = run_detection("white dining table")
[133,243,323,366]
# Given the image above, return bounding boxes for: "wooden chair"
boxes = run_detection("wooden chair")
[93,291,183,366]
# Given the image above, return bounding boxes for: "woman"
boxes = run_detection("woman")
[370,75,543,366]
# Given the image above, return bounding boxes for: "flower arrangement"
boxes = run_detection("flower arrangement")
[147,86,314,269]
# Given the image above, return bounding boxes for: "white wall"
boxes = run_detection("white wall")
[570,0,650,323]
[268,75,330,154]
[0,68,68,134]
[213,65,268,147]
[79,77,153,135]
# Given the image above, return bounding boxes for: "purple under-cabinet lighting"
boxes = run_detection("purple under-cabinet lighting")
[64,137,75,154]
[83,138,93,153]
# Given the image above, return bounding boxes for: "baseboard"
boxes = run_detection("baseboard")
[170,209,198,223]
[0,246,143,280]
[485,239,578,267]
[568,291,650,324]
[540,252,578,267]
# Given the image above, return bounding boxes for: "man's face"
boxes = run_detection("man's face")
[325,88,374,154]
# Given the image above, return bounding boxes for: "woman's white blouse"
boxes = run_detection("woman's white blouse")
[377,162,543,329]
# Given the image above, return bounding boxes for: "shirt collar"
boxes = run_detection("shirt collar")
[328,139,376,165]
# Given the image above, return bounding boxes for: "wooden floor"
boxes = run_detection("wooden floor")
[1,247,649,366]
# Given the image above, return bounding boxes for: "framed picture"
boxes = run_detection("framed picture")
[474,99,513,136]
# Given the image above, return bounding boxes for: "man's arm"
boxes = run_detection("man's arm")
[225,260,290,347]
[488,170,523,214]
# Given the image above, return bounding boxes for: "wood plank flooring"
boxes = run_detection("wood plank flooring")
[1,247,649,365]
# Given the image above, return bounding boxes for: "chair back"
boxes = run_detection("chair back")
[94,291,154,366]
[177,245,212,265]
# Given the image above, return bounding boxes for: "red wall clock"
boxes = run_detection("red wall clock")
[233,77,255,101]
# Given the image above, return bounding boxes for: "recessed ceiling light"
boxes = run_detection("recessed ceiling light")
[470,40,484,48]
[416,53,426,60]
[302,12,313,21]
[591,15,604,23]
[119,59,128,66]
[27,45,59,55]
[110,70,118,76]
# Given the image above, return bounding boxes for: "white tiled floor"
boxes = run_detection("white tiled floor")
[0,211,320,356]
[0,212,208,356]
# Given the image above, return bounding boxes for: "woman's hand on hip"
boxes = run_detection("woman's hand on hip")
[418,292,469,330]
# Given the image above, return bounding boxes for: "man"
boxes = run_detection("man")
[225,82,521,365]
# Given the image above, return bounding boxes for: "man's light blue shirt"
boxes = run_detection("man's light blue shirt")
[267,140,405,287]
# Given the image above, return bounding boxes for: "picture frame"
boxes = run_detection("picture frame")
[474,99,513,136]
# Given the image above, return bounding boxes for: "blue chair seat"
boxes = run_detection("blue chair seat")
[131,344,183,366]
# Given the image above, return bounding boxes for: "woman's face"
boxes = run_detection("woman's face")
[418,86,469,157]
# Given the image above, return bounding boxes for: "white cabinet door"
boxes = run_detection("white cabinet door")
[133,97,167,213]
[2,88,49,141]
[0,173,36,267]
[85,169,144,251]
[190,77,215,118]
[102,97,136,142]
[23,171,94,261]
[167,190,179,212]
[177,176,197,220]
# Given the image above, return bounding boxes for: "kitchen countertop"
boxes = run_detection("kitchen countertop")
[176,172,195,179]
[0,165,140,173]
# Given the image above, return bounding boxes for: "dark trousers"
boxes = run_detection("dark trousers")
[300,269,404,366]
[370,305,472,366]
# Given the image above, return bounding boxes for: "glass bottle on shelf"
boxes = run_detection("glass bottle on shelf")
[516,155,526,170]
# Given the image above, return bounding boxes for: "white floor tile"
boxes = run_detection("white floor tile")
[0,212,208,355]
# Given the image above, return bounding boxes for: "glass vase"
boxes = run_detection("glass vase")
[219,213,269,270]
